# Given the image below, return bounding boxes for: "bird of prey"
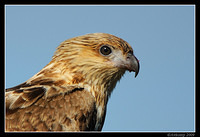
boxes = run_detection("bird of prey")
[5,33,140,131]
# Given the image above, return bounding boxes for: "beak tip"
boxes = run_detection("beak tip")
[134,71,139,78]
[134,59,140,78]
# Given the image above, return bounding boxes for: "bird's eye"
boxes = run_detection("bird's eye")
[100,45,112,56]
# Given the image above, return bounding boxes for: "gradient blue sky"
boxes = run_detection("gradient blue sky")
[5,5,195,132]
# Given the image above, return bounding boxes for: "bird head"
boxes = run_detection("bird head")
[53,33,139,78]
[50,33,140,98]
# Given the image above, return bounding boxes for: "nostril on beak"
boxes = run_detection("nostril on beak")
[126,52,133,60]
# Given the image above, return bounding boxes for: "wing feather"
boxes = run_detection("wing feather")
[6,85,45,110]
[6,81,97,131]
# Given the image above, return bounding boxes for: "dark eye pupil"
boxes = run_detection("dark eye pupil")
[100,46,112,55]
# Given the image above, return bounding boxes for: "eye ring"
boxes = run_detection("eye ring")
[99,45,112,56]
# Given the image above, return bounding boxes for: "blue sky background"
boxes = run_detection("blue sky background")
[5,5,195,132]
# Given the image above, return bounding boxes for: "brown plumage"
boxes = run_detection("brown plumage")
[5,33,140,131]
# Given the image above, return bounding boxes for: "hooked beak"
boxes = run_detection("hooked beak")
[126,53,140,77]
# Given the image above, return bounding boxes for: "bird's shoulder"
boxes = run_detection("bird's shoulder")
[6,80,97,131]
